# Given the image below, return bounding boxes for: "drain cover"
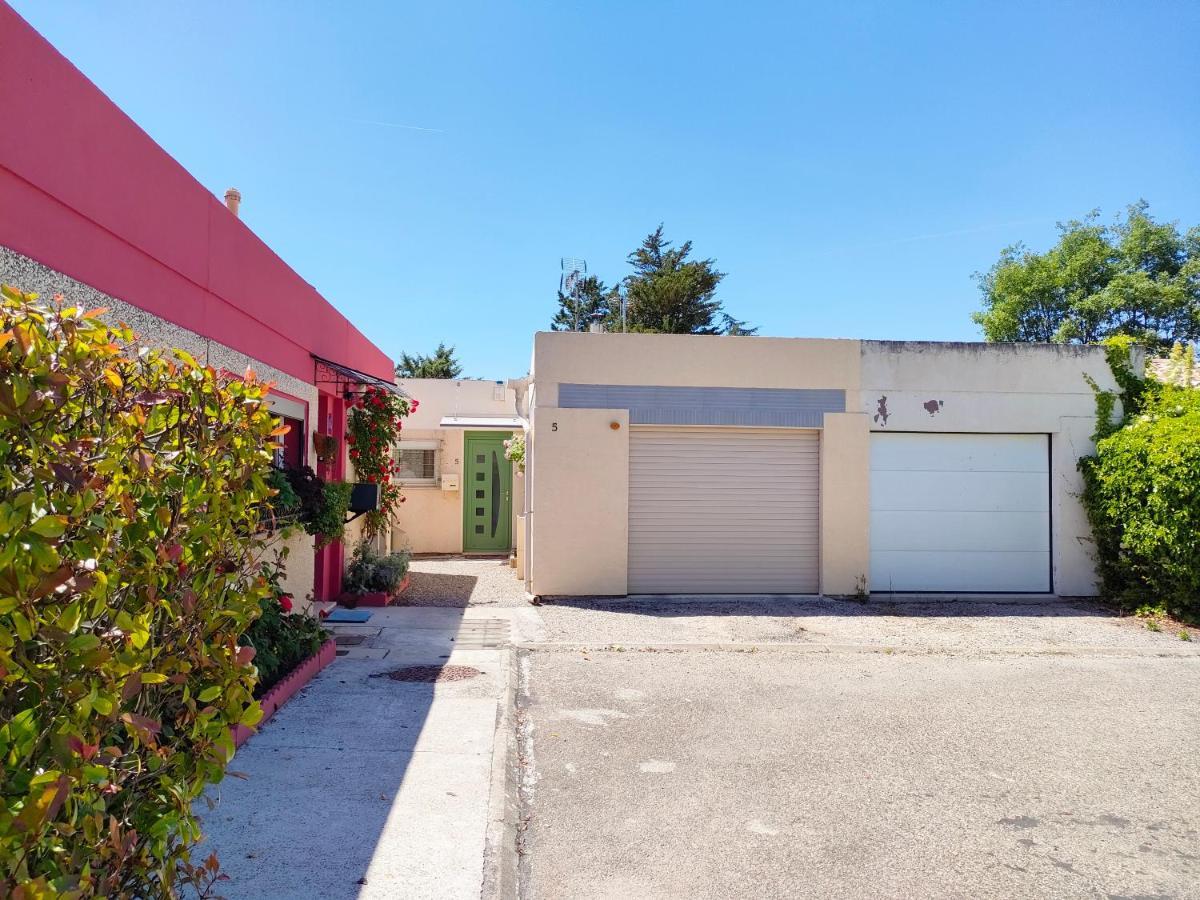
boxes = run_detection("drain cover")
[334,634,366,646]
[372,665,481,683]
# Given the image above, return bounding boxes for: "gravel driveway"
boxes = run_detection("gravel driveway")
[517,598,1200,899]
[400,556,530,607]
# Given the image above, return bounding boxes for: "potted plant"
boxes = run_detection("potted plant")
[504,432,526,474]
[341,541,412,607]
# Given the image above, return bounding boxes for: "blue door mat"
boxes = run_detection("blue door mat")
[324,608,373,623]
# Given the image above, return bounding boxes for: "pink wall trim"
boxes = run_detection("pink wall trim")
[231,638,337,750]
[0,3,395,385]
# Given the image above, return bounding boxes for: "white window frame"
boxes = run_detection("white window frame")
[394,440,440,486]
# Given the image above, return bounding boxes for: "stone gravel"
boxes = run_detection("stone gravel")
[397,556,531,607]
[532,596,1200,654]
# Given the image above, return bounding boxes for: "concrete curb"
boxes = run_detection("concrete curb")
[481,647,520,900]
[514,640,1200,659]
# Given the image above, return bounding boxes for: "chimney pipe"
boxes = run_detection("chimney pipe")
[224,188,241,217]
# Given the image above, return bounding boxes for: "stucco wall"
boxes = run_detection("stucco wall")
[389,379,520,554]
[528,332,1115,598]
[528,407,629,596]
[820,413,871,595]
[861,341,1116,597]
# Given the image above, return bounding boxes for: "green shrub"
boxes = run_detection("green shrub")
[0,287,278,896]
[1080,338,1200,619]
[343,542,411,596]
[311,480,353,547]
[265,466,300,526]
[239,552,327,696]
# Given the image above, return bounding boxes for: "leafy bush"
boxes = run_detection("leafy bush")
[239,553,327,696]
[0,287,278,896]
[312,480,353,547]
[343,541,411,596]
[276,465,350,546]
[265,466,300,526]
[1080,338,1200,619]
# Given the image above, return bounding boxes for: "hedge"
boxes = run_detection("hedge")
[1080,338,1200,619]
[0,287,279,896]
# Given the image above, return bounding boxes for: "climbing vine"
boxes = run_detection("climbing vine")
[1079,336,1200,619]
[346,386,416,539]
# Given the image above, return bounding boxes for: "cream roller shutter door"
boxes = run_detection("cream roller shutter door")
[628,427,820,594]
[869,432,1051,592]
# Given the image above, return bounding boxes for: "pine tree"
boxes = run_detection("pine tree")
[550,275,618,331]
[396,343,463,379]
[621,226,752,335]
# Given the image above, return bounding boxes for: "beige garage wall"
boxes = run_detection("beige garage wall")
[528,332,1118,598]
[532,332,862,407]
[528,407,629,596]
[820,413,870,596]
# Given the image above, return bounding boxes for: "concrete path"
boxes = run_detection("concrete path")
[197,560,538,900]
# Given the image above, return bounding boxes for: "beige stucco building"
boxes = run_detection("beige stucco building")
[523,332,1125,599]
[391,378,522,555]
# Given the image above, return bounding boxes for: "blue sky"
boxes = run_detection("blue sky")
[14,1,1200,378]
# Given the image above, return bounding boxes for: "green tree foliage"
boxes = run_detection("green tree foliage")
[622,226,755,335]
[0,287,279,895]
[396,343,462,379]
[549,227,756,335]
[550,275,619,332]
[974,202,1200,351]
[1080,337,1200,619]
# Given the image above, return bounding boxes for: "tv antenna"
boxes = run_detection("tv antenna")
[560,257,588,331]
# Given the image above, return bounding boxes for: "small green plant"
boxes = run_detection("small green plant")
[853,573,868,602]
[1180,630,1192,642]
[309,479,353,547]
[266,465,300,526]
[1145,619,1162,632]
[343,541,411,596]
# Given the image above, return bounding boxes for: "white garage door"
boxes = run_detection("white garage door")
[628,427,819,594]
[869,433,1050,592]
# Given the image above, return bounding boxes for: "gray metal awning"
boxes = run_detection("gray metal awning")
[439,415,525,429]
[313,356,407,396]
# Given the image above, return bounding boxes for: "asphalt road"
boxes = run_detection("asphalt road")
[518,623,1200,899]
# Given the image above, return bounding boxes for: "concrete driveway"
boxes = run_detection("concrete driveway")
[517,598,1200,899]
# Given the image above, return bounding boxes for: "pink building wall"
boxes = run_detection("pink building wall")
[0,1,394,384]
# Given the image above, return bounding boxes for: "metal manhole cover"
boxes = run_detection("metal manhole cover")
[335,634,366,646]
[372,665,481,683]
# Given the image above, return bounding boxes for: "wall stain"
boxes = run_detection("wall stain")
[874,395,890,426]
[923,399,944,416]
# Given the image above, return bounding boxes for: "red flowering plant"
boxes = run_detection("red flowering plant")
[346,385,416,538]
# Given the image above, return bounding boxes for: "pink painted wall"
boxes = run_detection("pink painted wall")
[0,3,395,384]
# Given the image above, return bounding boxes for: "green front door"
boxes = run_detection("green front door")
[463,431,513,553]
